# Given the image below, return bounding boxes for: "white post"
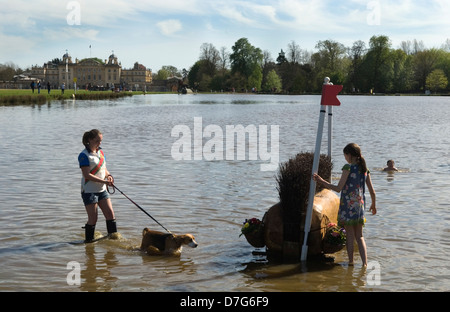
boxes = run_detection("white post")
[301,77,335,261]
[325,77,333,183]
[328,106,332,158]
[301,104,326,261]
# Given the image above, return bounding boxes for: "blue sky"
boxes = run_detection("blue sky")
[0,0,449,72]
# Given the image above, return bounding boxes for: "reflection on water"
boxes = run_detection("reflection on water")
[0,94,449,291]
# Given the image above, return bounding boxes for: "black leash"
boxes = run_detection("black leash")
[107,176,172,234]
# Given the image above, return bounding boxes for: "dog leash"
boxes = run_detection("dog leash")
[107,176,172,234]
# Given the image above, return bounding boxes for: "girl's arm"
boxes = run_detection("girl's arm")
[81,166,112,185]
[105,168,114,185]
[313,170,350,193]
[366,173,377,215]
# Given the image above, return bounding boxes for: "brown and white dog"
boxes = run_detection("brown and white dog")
[140,228,198,256]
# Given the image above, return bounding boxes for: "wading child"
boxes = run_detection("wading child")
[78,129,118,242]
[383,159,398,171]
[313,143,376,266]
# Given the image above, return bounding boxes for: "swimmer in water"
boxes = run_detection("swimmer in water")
[383,159,398,172]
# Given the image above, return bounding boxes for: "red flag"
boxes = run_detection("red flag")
[321,85,343,106]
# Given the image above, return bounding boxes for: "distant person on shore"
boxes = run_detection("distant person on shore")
[47,82,51,94]
[30,81,35,93]
[313,143,376,267]
[61,83,65,94]
[383,159,398,172]
[37,81,41,94]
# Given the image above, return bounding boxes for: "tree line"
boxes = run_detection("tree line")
[178,35,450,94]
[3,35,449,94]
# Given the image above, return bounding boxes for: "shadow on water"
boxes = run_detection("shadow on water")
[238,250,374,292]
[241,250,338,279]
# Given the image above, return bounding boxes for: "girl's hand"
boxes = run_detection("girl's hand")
[106,175,114,186]
[369,203,377,215]
[312,173,323,184]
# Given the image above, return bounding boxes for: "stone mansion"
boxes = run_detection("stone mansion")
[30,52,152,91]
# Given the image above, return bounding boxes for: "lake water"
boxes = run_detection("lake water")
[0,93,449,292]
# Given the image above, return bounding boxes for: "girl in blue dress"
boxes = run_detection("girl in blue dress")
[313,143,376,266]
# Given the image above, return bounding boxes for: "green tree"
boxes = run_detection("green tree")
[0,63,18,81]
[413,49,441,91]
[435,49,450,90]
[210,73,231,91]
[155,65,180,80]
[263,69,282,92]
[185,36,450,95]
[261,50,276,91]
[188,60,212,91]
[426,69,448,93]
[347,40,366,92]
[248,64,262,91]
[276,49,287,65]
[390,49,414,93]
[155,68,170,80]
[360,35,393,92]
[230,38,263,89]
[198,73,212,91]
[312,39,347,88]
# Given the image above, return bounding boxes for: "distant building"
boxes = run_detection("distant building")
[30,51,152,91]
[121,62,153,91]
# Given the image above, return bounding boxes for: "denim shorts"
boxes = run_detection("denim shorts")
[81,190,110,206]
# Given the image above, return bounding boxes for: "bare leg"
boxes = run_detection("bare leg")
[344,225,355,265]
[354,224,368,266]
[85,203,98,225]
[98,198,119,236]
[98,198,115,220]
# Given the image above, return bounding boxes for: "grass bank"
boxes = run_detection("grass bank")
[0,89,144,105]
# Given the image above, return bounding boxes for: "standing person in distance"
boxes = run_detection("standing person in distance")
[78,129,119,242]
[313,143,376,266]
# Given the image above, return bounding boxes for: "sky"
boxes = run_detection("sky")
[0,0,449,72]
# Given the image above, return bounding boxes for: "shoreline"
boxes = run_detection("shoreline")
[0,89,147,105]
[1,89,448,105]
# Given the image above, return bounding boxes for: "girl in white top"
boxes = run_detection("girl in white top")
[78,129,117,242]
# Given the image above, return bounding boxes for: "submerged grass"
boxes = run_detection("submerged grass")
[0,89,144,105]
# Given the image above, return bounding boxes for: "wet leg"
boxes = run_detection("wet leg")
[355,224,367,266]
[344,225,355,265]
[85,203,98,226]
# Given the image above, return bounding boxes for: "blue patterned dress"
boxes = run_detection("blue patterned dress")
[338,164,368,227]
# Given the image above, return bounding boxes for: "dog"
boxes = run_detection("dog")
[140,227,198,256]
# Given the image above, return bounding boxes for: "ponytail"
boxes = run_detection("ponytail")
[358,155,368,174]
[343,143,368,173]
[82,129,102,152]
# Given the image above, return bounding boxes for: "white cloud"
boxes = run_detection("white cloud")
[210,1,280,28]
[216,6,254,26]
[156,19,183,36]
[1,0,449,70]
